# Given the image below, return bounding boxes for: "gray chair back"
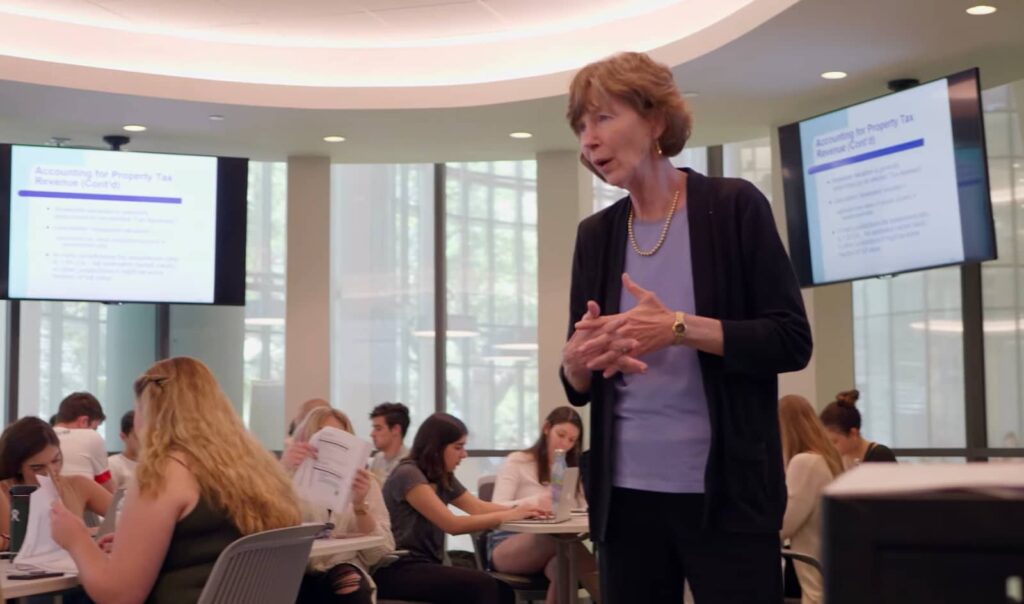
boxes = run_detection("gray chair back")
[478,475,496,502]
[196,523,324,604]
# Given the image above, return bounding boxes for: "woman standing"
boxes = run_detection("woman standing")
[778,395,844,604]
[560,52,812,602]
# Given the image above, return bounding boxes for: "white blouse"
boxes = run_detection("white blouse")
[492,451,586,509]
[781,452,836,604]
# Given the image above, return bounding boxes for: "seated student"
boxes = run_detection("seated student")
[53,391,116,494]
[779,395,845,604]
[281,407,395,604]
[819,389,897,468]
[374,412,544,604]
[0,417,113,551]
[286,398,332,448]
[490,406,600,604]
[368,402,411,484]
[107,410,139,491]
[50,356,301,604]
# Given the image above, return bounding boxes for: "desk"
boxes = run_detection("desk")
[500,515,589,604]
[2,535,388,600]
[310,534,385,558]
[1,561,77,600]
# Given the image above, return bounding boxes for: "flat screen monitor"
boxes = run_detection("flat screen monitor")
[0,144,247,305]
[778,68,995,287]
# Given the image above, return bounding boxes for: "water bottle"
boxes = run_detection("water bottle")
[550,449,567,508]
[9,484,37,553]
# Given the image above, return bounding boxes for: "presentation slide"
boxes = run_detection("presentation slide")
[799,79,964,284]
[8,146,218,303]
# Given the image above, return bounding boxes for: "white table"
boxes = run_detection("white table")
[499,515,590,604]
[309,534,385,558]
[1,560,78,600]
[2,534,388,600]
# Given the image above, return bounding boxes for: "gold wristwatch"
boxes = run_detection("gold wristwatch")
[353,501,370,516]
[672,311,687,345]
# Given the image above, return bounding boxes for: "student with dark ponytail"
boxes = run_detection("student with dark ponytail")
[819,390,897,468]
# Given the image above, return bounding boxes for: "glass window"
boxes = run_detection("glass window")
[981,79,1024,449]
[19,301,110,428]
[723,137,773,201]
[244,161,288,448]
[852,269,966,448]
[330,164,435,442]
[445,161,538,450]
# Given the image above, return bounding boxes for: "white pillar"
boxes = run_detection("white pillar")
[285,156,332,430]
[536,151,593,424]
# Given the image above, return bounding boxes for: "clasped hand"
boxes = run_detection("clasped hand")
[562,273,675,380]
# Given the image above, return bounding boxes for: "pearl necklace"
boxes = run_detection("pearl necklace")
[627,188,680,257]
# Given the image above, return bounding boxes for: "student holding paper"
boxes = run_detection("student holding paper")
[0,417,112,551]
[282,407,395,604]
[49,356,301,604]
[374,412,545,604]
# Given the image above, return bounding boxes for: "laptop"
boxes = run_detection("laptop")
[510,467,579,524]
[96,488,126,538]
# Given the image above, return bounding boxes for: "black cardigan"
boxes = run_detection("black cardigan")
[561,169,812,542]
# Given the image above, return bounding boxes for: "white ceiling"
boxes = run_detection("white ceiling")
[0,0,792,101]
[0,0,1022,162]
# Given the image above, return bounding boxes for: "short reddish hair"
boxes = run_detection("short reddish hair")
[567,52,693,157]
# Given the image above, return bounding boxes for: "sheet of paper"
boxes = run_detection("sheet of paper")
[13,475,77,573]
[292,427,372,513]
[825,463,1024,497]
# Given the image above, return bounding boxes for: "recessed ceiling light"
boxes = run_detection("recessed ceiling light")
[208,114,225,121]
[509,132,533,139]
[821,71,848,80]
[122,124,147,132]
[323,135,346,142]
[682,91,699,98]
[966,5,996,15]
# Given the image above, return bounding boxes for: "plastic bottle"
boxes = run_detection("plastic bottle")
[550,448,567,507]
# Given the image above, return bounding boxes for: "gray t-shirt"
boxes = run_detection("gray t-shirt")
[383,459,466,563]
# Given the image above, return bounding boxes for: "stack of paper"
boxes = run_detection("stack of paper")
[825,463,1024,498]
[292,427,372,513]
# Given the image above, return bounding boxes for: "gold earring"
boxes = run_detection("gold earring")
[655,141,663,156]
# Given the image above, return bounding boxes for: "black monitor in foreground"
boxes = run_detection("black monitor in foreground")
[823,489,1024,603]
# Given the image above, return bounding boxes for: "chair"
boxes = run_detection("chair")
[781,549,824,604]
[196,523,324,604]
[475,475,550,603]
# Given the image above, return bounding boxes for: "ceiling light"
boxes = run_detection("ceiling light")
[966,5,996,15]
[821,71,848,80]
[413,314,480,338]
[682,91,699,98]
[122,124,147,132]
[208,114,225,121]
[481,355,531,363]
[509,132,533,139]
[493,342,539,352]
[245,317,285,326]
[323,135,346,142]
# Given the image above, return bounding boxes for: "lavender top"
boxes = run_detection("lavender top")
[612,208,712,493]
